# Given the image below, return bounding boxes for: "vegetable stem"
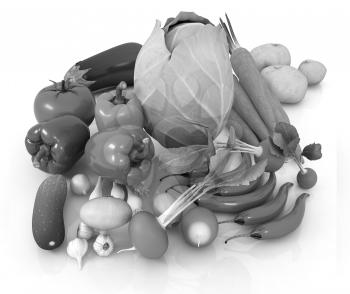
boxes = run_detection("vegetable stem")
[294,156,307,174]
[33,145,50,168]
[217,219,235,225]
[113,81,128,104]
[224,233,251,243]
[116,246,136,254]
[61,80,66,92]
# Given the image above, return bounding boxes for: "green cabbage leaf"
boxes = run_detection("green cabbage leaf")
[134,12,234,147]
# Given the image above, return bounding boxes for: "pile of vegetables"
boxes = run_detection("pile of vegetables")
[25,11,324,270]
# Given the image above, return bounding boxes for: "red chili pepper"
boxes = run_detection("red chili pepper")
[85,125,154,187]
[95,82,144,131]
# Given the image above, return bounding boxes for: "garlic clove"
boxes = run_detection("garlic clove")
[111,182,125,199]
[93,234,114,257]
[89,176,103,200]
[67,238,88,270]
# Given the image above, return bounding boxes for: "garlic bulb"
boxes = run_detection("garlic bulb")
[67,238,88,270]
[93,234,114,257]
[77,222,95,240]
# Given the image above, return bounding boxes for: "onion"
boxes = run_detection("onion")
[70,174,91,196]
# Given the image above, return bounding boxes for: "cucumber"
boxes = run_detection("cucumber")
[32,175,67,250]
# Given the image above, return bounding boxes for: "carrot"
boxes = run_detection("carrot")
[232,75,270,141]
[220,15,304,162]
[230,47,276,132]
[220,16,276,133]
[227,110,259,146]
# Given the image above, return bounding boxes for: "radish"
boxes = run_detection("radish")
[118,179,211,259]
[128,211,168,259]
[297,167,317,189]
[152,192,176,217]
[180,207,218,247]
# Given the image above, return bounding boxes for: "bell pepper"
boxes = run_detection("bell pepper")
[95,82,144,131]
[85,125,154,187]
[25,115,90,174]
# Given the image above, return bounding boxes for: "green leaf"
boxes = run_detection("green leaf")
[205,149,231,181]
[163,11,212,33]
[207,153,252,186]
[227,126,236,148]
[267,137,284,158]
[134,20,234,148]
[157,144,211,174]
[213,159,267,188]
[302,143,322,160]
[64,65,95,87]
[272,122,300,157]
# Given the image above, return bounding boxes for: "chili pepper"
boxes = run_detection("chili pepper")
[225,193,309,243]
[220,182,293,226]
[197,173,276,213]
[95,82,144,131]
[85,125,154,187]
[25,115,90,174]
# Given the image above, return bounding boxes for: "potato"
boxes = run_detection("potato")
[251,43,291,71]
[261,65,308,104]
[298,59,327,85]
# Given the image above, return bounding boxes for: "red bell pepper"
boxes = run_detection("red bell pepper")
[25,115,90,174]
[85,125,154,187]
[95,82,144,131]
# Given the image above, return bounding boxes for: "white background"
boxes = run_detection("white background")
[0,0,349,293]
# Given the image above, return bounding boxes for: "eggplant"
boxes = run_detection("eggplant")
[65,42,142,92]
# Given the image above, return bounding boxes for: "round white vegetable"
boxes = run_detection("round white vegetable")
[110,182,142,214]
[298,59,327,85]
[152,192,176,217]
[70,174,91,196]
[251,43,291,71]
[127,192,143,214]
[181,207,218,248]
[261,65,308,104]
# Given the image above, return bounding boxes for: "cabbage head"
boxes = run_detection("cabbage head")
[134,12,234,148]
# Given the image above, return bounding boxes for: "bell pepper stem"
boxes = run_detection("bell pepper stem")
[113,81,128,104]
[33,145,50,168]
